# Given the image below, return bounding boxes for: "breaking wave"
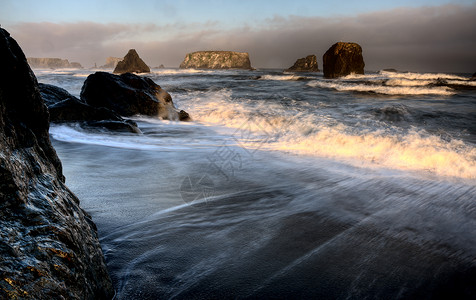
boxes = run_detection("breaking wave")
[307,80,455,95]
[179,88,476,179]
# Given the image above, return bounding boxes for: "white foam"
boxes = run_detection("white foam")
[380,71,468,81]
[259,74,306,81]
[178,88,475,179]
[385,79,433,87]
[307,80,455,96]
[151,69,215,75]
[446,80,476,86]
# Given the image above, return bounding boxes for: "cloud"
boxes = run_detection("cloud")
[8,3,476,72]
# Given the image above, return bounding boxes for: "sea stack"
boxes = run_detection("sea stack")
[0,28,113,298]
[113,49,150,74]
[180,51,252,70]
[285,55,319,72]
[27,57,82,69]
[323,42,365,78]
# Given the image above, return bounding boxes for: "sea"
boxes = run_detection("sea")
[34,67,476,299]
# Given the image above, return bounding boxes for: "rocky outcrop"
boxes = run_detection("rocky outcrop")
[323,42,365,78]
[180,51,252,70]
[81,72,191,121]
[285,55,319,72]
[0,28,113,299]
[27,57,83,69]
[113,49,150,74]
[40,83,140,133]
[100,57,122,69]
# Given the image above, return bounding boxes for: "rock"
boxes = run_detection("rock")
[27,57,83,69]
[285,55,319,72]
[113,49,150,74]
[0,28,113,299]
[40,83,140,133]
[81,72,190,120]
[323,42,365,78]
[471,73,476,81]
[180,51,252,69]
[178,110,192,121]
[381,68,399,73]
[158,64,165,69]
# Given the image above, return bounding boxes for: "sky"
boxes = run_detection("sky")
[1,0,476,72]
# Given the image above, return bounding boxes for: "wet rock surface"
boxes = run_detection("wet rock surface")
[81,71,190,120]
[285,55,319,72]
[40,83,140,133]
[323,42,365,78]
[0,28,114,299]
[113,49,150,74]
[180,51,252,69]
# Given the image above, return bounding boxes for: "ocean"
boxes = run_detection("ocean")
[36,68,476,299]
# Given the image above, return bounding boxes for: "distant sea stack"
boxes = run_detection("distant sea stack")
[27,57,83,69]
[113,49,150,74]
[180,51,252,70]
[285,55,319,72]
[0,28,113,299]
[100,56,122,69]
[323,42,365,78]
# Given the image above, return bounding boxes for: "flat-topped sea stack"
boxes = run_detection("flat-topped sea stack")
[113,49,150,74]
[27,57,82,69]
[285,55,319,72]
[323,42,365,78]
[180,51,252,70]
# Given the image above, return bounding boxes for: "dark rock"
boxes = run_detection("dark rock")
[40,83,140,133]
[285,55,319,72]
[323,42,365,78]
[81,72,190,120]
[178,110,191,121]
[180,51,252,69]
[157,64,165,69]
[382,68,398,73]
[39,82,82,106]
[0,28,113,299]
[471,73,476,81]
[113,49,150,74]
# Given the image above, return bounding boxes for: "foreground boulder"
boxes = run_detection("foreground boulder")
[323,42,365,78]
[40,83,140,133]
[27,57,82,69]
[0,28,113,299]
[113,49,150,74]
[180,51,252,69]
[285,55,319,72]
[81,72,191,121]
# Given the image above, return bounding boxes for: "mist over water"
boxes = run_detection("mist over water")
[38,67,476,299]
